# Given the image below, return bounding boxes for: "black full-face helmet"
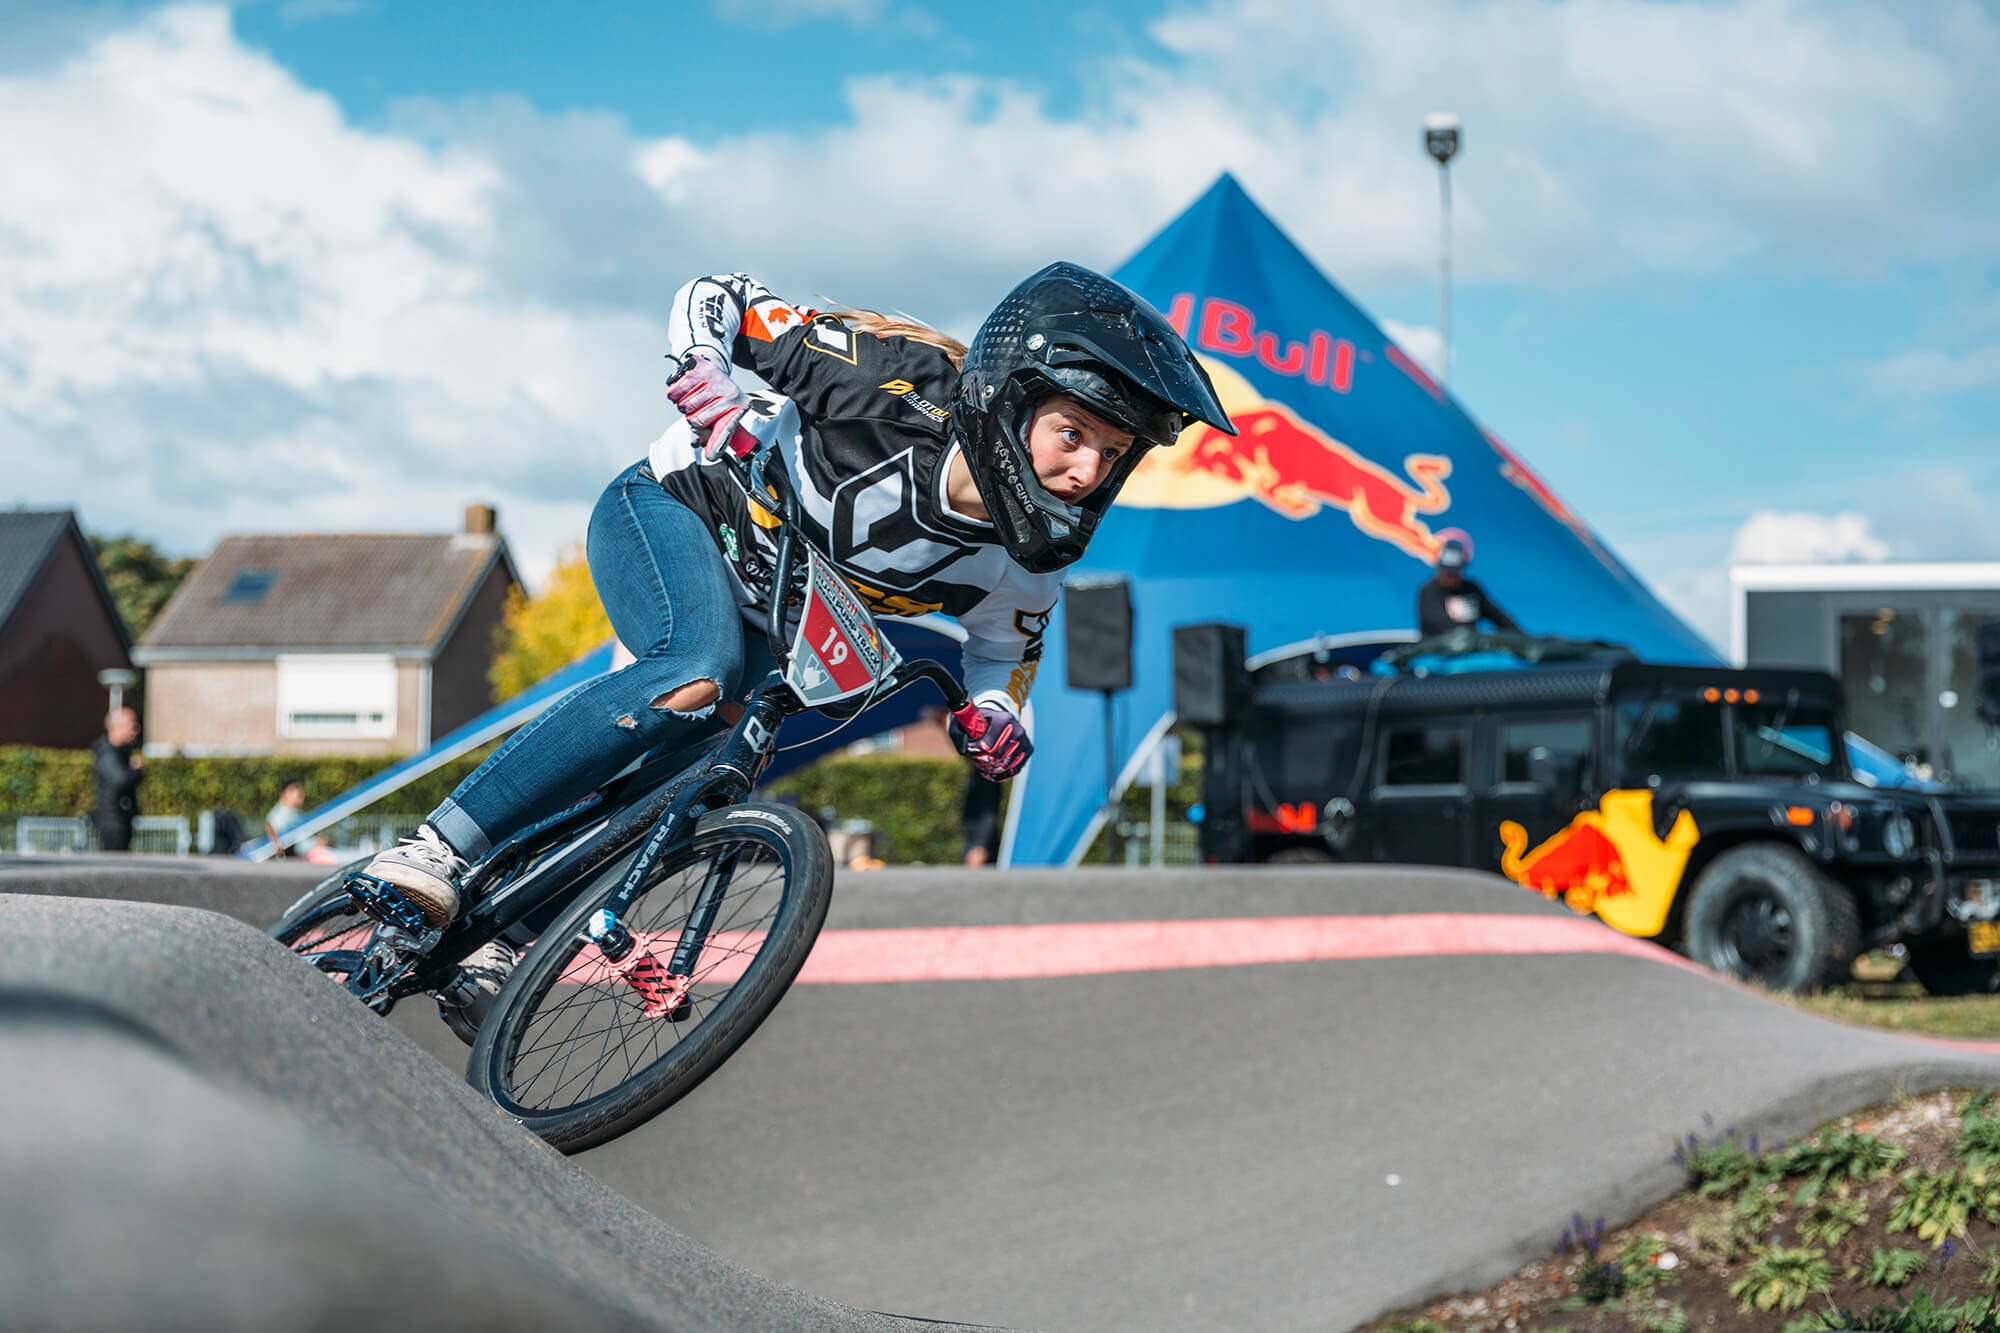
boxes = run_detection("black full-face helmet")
[954,262,1235,573]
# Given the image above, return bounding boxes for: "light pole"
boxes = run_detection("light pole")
[1423,111,1461,386]
[97,667,137,714]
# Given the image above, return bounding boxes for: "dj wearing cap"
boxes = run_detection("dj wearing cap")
[1417,527,1519,639]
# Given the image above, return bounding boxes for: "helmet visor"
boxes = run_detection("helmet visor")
[1033,308,1233,438]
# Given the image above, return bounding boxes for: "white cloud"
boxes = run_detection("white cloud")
[1146,0,2000,280]
[6,0,2000,594]
[1656,510,1893,650]
[1730,510,1895,565]
[1866,343,2000,397]
[0,6,666,586]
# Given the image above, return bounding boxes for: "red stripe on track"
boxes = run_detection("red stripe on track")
[789,913,1699,985]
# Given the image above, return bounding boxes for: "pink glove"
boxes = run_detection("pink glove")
[948,701,1032,781]
[666,353,754,462]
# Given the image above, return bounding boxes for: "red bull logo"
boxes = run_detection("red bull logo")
[1499,790,1700,938]
[1120,358,1454,562]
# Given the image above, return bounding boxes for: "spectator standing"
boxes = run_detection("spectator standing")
[1417,529,1520,638]
[265,777,308,857]
[961,772,1004,868]
[91,707,144,852]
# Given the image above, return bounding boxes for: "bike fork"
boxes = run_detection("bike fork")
[588,909,689,1019]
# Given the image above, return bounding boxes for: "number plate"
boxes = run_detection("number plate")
[783,545,899,707]
[1968,921,2000,956]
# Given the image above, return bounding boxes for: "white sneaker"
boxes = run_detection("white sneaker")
[360,824,468,926]
[439,938,517,1046]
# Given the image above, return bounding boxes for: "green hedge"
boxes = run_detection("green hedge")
[0,746,497,823]
[760,729,1206,867]
[2,729,1207,866]
[759,754,973,865]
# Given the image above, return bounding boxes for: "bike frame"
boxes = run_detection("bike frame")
[330,440,971,1009]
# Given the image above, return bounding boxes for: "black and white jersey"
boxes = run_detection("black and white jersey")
[651,273,1063,712]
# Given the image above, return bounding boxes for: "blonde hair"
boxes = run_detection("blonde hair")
[829,307,968,370]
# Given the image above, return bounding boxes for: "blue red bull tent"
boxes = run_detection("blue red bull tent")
[1002,173,1717,867]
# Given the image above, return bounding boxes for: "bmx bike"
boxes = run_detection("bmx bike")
[269,421,984,1153]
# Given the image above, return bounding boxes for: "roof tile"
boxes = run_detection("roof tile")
[142,533,510,653]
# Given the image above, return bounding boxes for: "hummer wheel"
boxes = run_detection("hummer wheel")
[1683,843,1860,993]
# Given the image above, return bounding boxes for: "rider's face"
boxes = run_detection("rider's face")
[1026,396,1136,504]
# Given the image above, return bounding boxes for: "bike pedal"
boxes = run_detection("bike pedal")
[344,872,430,934]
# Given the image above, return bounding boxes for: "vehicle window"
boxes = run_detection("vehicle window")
[1383,725,1464,786]
[1735,705,1840,778]
[1250,715,1362,799]
[1499,717,1593,788]
[1616,698,1726,783]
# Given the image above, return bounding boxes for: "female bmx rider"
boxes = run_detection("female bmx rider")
[351,261,1233,1008]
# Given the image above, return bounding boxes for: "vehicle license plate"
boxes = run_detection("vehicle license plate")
[1969,921,2000,956]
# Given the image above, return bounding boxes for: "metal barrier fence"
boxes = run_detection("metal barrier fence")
[1115,820,1202,867]
[15,816,90,854]
[6,812,1204,866]
[13,815,191,855]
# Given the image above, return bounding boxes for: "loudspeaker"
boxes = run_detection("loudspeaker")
[1065,577,1133,693]
[1173,622,1248,727]
[1978,619,2000,724]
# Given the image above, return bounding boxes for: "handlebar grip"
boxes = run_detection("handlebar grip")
[950,702,987,740]
[717,422,760,461]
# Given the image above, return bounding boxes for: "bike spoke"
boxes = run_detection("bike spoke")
[498,831,793,1115]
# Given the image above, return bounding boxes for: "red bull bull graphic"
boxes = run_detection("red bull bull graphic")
[1120,358,1454,562]
[1499,789,1699,938]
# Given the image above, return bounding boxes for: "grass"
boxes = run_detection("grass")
[1359,1090,2000,1333]
[1782,953,2000,1041]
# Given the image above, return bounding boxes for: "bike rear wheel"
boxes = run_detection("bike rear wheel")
[468,801,833,1153]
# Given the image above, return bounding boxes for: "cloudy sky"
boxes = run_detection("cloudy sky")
[4,0,1997,650]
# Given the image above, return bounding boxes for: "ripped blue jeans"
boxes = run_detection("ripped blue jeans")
[428,460,767,861]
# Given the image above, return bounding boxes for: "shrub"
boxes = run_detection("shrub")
[760,754,978,865]
[1888,1168,2000,1245]
[1858,1246,1927,1289]
[1798,1194,1870,1248]
[1675,1122,1782,1199]
[1729,1245,1835,1313]
[0,745,495,828]
[1955,1105,2000,1171]
[1786,1127,1908,1203]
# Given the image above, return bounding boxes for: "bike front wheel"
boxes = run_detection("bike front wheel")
[468,801,833,1153]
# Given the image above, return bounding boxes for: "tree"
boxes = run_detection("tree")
[87,533,195,641]
[489,544,614,698]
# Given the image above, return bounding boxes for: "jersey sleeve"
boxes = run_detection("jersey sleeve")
[665,274,944,424]
[956,584,1060,717]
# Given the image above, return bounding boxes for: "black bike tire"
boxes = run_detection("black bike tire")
[268,857,372,939]
[468,801,833,1154]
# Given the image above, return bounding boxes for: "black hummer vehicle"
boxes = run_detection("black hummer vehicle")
[1197,657,2000,994]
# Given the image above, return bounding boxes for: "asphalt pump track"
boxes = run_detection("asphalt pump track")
[7,855,2000,1330]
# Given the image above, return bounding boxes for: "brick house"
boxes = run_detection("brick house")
[0,510,134,748]
[135,506,521,757]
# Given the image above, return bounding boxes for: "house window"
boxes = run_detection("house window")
[277,655,397,740]
[224,569,278,603]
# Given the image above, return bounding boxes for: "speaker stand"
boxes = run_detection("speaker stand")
[1100,688,1122,864]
